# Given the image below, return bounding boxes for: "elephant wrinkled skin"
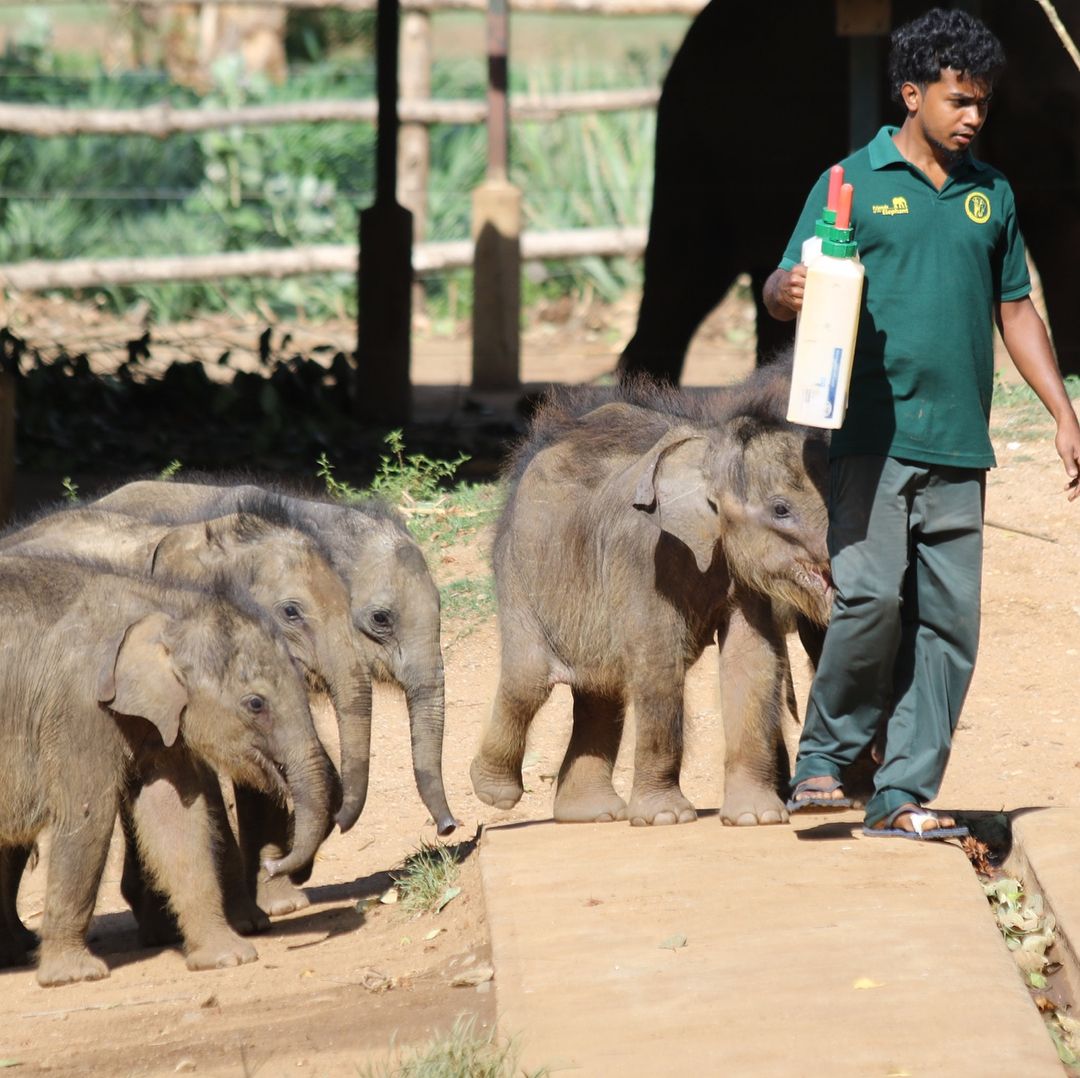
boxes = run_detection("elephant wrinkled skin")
[0,556,336,986]
[471,365,831,828]
[92,482,457,839]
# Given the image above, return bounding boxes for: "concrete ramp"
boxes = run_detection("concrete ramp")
[480,814,1060,1077]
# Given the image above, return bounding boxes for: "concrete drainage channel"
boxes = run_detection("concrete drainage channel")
[967,809,1080,1071]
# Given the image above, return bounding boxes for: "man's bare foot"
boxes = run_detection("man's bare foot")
[886,804,958,832]
[786,776,853,812]
[863,804,969,840]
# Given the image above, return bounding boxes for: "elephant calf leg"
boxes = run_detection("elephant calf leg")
[718,604,791,827]
[236,788,309,917]
[131,759,257,971]
[471,670,552,811]
[626,686,697,827]
[36,814,116,986]
[553,690,627,823]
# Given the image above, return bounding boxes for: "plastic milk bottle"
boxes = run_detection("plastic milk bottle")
[786,179,865,429]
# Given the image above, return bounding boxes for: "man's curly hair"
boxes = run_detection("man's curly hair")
[889,7,1005,103]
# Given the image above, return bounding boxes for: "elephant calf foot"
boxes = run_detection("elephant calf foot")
[470,757,524,811]
[37,944,109,986]
[626,787,697,827]
[721,773,788,827]
[256,873,310,918]
[184,930,258,971]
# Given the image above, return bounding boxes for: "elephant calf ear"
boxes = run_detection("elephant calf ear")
[631,431,719,575]
[97,611,187,748]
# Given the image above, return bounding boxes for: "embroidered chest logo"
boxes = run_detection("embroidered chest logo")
[872,196,909,216]
[965,192,992,223]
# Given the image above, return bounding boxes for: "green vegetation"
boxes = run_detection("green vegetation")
[359,1015,547,1078]
[440,575,496,624]
[317,435,469,508]
[318,437,503,548]
[0,10,672,323]
[390,840,465,917]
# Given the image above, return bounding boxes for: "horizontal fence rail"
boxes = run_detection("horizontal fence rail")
[0,227,647,292]
[0,88,661,137]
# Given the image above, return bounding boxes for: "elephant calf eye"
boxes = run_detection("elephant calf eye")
[371,609,392,628]
[243,694,267,715]
[772,501,792,520]
[280,603,304,622]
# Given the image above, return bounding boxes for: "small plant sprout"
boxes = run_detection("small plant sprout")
[158,459,183,480]
[368,429,470,506]
[316,452,362,502]
[60,476,78,502]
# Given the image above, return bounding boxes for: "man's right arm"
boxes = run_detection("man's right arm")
[763,263,808,322]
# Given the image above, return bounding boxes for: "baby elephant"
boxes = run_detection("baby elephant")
[0,555,336,986]
[471,375,831,827]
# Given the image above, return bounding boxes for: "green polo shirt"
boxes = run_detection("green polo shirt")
[780,126,1031,468]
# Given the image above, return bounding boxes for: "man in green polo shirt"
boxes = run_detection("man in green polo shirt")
[763,7,1080,839]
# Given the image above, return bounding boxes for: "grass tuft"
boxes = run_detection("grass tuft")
[391,840,465,916]
[359,1015,548,1078]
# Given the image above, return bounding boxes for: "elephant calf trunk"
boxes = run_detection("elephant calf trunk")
[263,753,335,878]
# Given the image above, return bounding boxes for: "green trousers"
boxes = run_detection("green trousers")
[792,455,986,827]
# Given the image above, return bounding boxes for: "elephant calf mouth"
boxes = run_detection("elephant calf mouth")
[794,562,835,623]
[246,750,291,804]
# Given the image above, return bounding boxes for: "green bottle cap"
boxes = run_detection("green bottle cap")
[812,206,838,239]
[821,222,858,258]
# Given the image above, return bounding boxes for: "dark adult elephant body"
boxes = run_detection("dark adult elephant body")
[619,0,1080,383]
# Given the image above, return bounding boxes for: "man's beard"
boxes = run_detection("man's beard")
[926,130,965,169]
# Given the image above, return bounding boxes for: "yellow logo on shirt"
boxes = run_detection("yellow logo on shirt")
[872,196,909,216]
[965,192,992,223]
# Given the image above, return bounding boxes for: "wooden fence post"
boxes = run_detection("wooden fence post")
[356,0,413,424]
[399,10,432,245]
[471,0,521,390]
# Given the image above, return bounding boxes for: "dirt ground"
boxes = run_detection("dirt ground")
[0,286,1078,1075]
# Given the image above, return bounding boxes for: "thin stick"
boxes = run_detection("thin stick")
[1035,0,1080,74]
[985,518,1058,544]
[22,994,196,1019]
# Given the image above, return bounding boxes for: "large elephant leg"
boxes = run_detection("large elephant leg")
[1,845,38,955]
[626,662,697,827]
[130,754,257,971]
[717,594,791,826]
[235,788,310,917]
[0,845,36,967]
[553,689,627,823]
[750,268,796,365]
[619,211,741,386]
[1026,214,1080,378]
[471,643,553,810]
